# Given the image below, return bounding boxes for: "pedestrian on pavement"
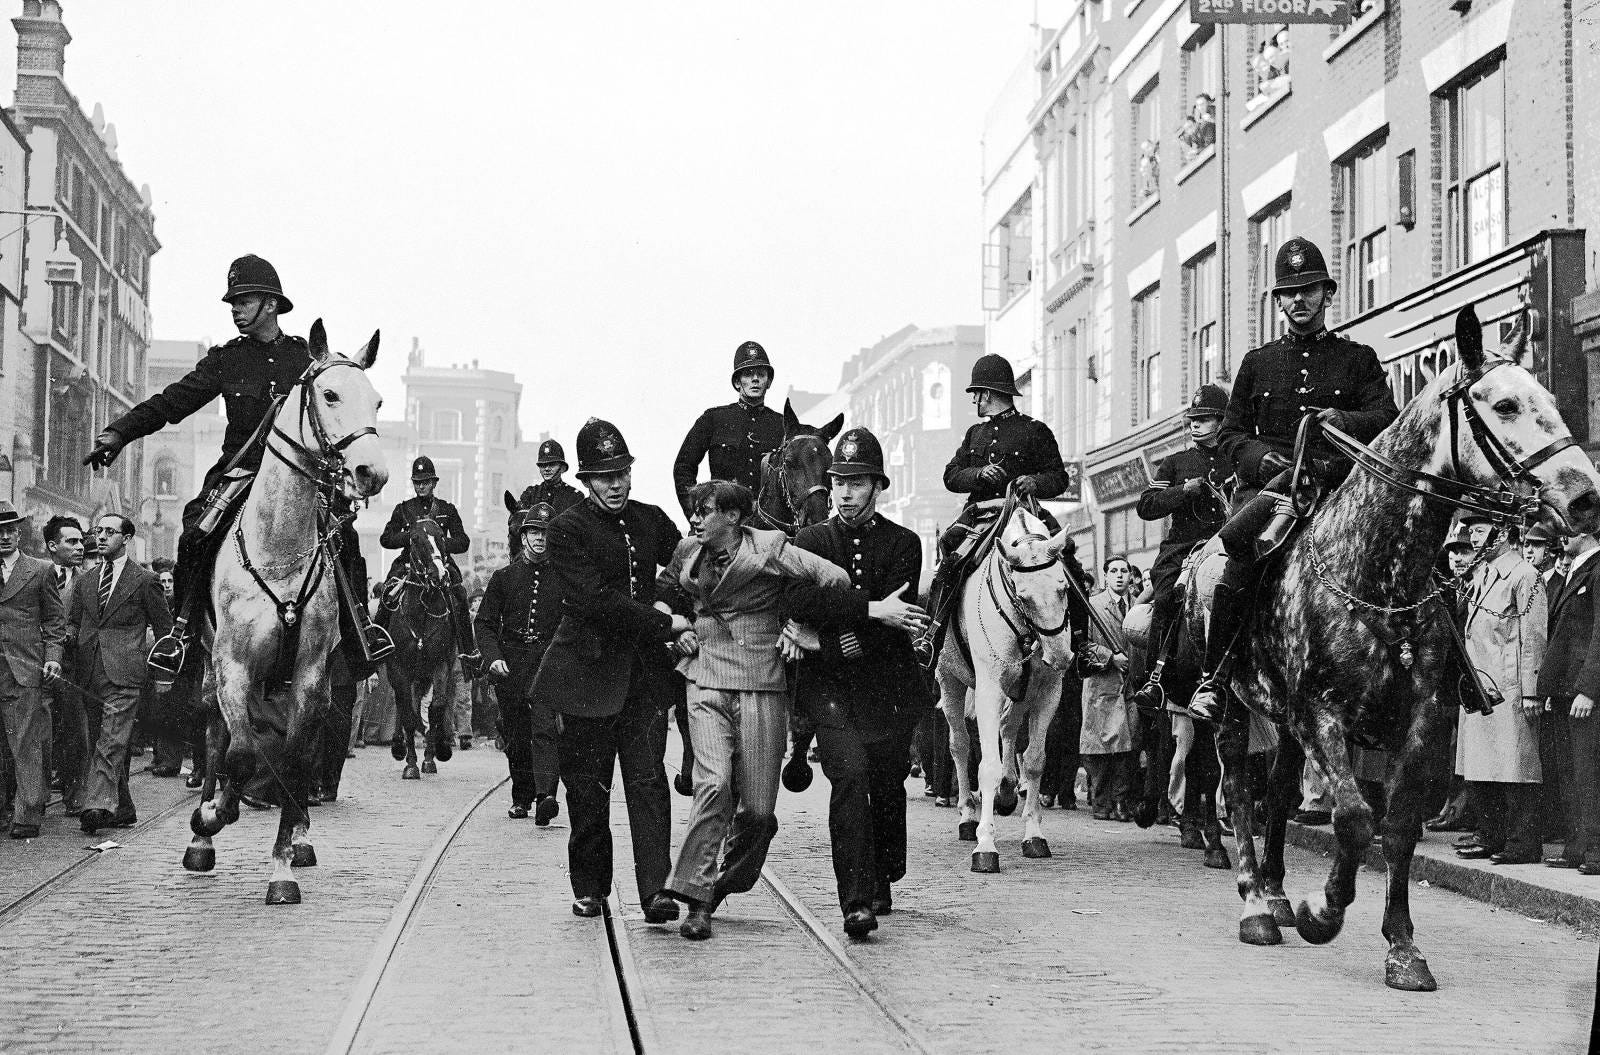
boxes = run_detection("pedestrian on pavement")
[527,417,691,923]
[1524,523,1572,845]
[1079,555,1137,821]
[672,341,785,520]
[0,502,64,839]
[1453,517,1547,865]
[781,428,933,938]
[42,515,86,815]
[68,514,172,835]
[477,502,566,824]
[658,478,853,940]
[1535,528,1600,872]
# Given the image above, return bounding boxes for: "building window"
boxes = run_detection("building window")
[1133,81,1161,204]
[1342,138,1390,316]
[1105,506,1162,559]
[433,409,461,442]
[1178,30,1217,163]
[1444,62,1506,270]
[154,456,177,497]
[1251,198,1292,347]
[984,190,1033,311]
[1134,286,1162,421]
[1246,24,1291,111]
[1184,250,1220,388]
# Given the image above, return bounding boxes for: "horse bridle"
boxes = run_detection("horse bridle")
[756,437,830,533]
[268,357,378,487]
[987,530,1070,651]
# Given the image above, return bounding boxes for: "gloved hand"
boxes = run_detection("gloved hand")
[1013,475,1038,497]
[1260,451,1292,477]
[83,429,124,468]
[1315,408,1348,432]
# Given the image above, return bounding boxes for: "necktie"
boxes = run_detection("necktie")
[58,567,67,590]
[99,561,113,611]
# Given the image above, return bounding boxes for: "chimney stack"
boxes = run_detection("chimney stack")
[12,2,70,109]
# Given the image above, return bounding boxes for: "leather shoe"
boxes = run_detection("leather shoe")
[1544,856,1579,868]
[1490,851,1539,865]
[534,796,559,826]
[1578,862,1600,876]
[9,824,39,839]
[507,803,530,820]
[870,882,893,916]
[1293,810,1332,826]
[111,811,137,828]
[680,905,713,940]
[641,892,680,924]
[150,765,180,778]
[1454,845,1494,860]
[571,896,605,918]
[1452,834,1482,848]
[79,808,114,834]
[843,906,878,938]
[184,772,203,790]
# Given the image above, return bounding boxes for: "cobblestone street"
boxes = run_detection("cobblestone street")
[1,735,1594,1054]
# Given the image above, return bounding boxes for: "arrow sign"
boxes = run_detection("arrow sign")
[1191,0,1354,23]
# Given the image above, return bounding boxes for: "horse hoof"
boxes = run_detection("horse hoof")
[402,765,420,780]
[292,844,318,868]
[434,740,453,763]
[1203,846,1232,870]
[1385,950,1438,992]
[1179,827,1205,850]
[421,760,438,775]
[957,820,978,842]
[390,737,406,762]
[1132,800,1158,828]
[1021,837,1051,859]
[673,773,694,797]
[1294,899,1345,945]
[182,846,215,872]
[994,780,1018,817]
[971,851,1001,874]
[1268,898,1296,928]
[265,880,302,905]
[1238,914,1282,946]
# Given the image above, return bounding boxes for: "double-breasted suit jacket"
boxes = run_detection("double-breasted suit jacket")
[67,560,173,689]
[1457,549,1546,783]
[0,554,65,688]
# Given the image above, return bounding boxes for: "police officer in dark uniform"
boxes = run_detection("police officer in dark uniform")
[672,341,785,519]
[1188,237,1399,721]
[918,353,1088,662]
[477,502,565,824]
[379,455,483,675]
[510,439,583,551]
[783,427,932,937]
[1129,383,1232,709]
[84,254,390,676]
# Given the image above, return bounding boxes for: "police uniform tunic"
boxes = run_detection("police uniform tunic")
[476,555,565,807]
[1218,328,1399,492]
[1136,444,1231,601]
[672,401,785,516]
[943,409,1070,505]
[380,495,471,581]
[518,479,584,519]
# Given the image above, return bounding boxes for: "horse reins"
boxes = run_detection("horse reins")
[755,438,829,533]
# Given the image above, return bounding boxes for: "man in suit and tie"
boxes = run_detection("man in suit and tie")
[42,516,86,815]
[1536,528,1600,871]
[0,502,65,838]
[70,514,173,835]
[1524,522,1572,845]
[657,479,848,940]
[1079,556,1137,820]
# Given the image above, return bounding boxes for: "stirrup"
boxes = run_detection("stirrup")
[1130,665,1166,713]
[459,650,485,680]
[148,629,190,678]
[911,628,936,668]
[362,625,396,662]
[1187,677,1226,723]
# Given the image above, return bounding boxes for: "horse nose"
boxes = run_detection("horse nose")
[352,463,382,496]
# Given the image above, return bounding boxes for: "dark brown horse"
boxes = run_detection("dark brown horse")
[382,518,457,780]
[1184,307,1600,990]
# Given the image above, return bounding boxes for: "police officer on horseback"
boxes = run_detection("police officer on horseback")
[518,439,583,515]
[1129,384,1232,710]
[1188,237,1399,722]
[672,341,785,519]
[916,353,1088,664]
[83,254,391,677]
[378,455,483,677]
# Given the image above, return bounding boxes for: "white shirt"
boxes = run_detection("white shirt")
[1568,545,1600,580]
[0,551,18,583]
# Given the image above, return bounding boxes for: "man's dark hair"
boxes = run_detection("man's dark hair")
[100,513,135,538]
[1103,554,1131,573]
[43,515,83,546]
[689,480,754,520]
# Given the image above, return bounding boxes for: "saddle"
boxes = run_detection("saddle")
[938,498,1011,590]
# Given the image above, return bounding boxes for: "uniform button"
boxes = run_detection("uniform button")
[1298,406,1306,411]
[1302,352,1310,358]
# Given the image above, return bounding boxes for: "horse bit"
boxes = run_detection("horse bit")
[756,441,829,533]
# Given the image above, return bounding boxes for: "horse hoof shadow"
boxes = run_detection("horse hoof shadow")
[1294,899,1345,945]
[1385,949,1438,992]
[1203,845,1232,870]
[971,851,1001,874]
[265,880,301,905]
[182,846,215,872]
[1238,914,1282,946]
[957,820,978,842]
[292,844,318,868]
[1267,898,1295,928]
[421,760,438,775]
[1020,837,1051,859]
[402,765,421,781]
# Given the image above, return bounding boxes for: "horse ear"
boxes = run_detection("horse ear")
[504,490,519,515]
[1507,308,1530,366]
[1455,305,1485,373]
[1045,528,1071,556]
[783,399,801,437]
[353,329,380,370]
[819,414,844,444]
[309,318,330,362]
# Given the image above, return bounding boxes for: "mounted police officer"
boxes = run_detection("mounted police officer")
[476,502,564,824]
[1129,383,1231,710]
[916,353,1088,664]
[83,254,391,677]
[378,455,482,676]
[510,438,583,552]
[672,340,785,519]
[1188,237,1400,722]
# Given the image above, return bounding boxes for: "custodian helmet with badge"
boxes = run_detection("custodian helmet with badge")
[575,417,636,478]
[965,353,1022,397]
[520,501,556,532]
[410,455,439,482]
[221,254,294,314]
[536,439,567,468]
[730,340,774,385]
[1184,383,1229,419]
[1271,237,1336,294]
[828,427,890,488]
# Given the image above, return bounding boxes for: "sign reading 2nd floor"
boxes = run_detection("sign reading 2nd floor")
[1190,0,1353,24]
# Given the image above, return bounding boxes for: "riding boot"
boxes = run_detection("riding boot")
[1130,611,1175,713]
[447,583,484,679]
[912,561,954,668]
[330,548,395,664]
[1188,583,1249,723]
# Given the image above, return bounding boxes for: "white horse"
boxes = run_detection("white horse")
[182,321,388,905]
[935,504,1076,872]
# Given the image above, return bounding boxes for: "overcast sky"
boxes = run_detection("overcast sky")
[5,2,1039,511]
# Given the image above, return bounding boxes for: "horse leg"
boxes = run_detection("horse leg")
[420,675,440,775]
[288,676,323,870]
[1020,694,1057,858]
[1132,709,1168,828]
[266,774,306,906]
[994,704,1020,818]
[942,676,979,843]
[1260,732,1303,928]
[394,680,421,779]
[971,681,1005,873]
[1376,704,1452,992]
[1294,713,1374,946]
[1217,716,1277,944]
[1191,722,1230,868]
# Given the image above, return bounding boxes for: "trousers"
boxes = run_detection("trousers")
[83,654,140,817]
[501,691,560,807]
[311,682,357,796]
[816,719,916,912]
[1562,706,1600,867]
[667,688,788,904]
[0,662,46,826]
[1466,780,1542,857]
